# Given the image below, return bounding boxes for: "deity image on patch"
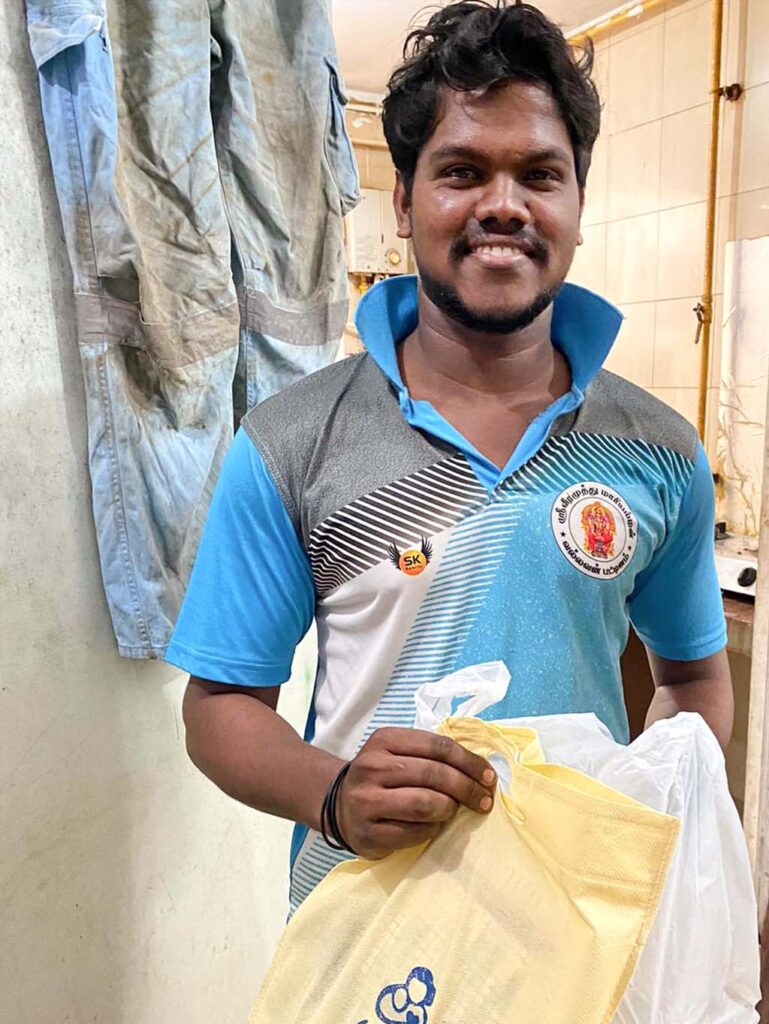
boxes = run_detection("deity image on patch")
[580,501,616,560]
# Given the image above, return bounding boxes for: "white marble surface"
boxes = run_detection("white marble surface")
[717,236,769,537]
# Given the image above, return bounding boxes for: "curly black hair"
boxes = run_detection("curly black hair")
[382,1,601,192]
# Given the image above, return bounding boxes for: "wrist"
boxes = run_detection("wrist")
[302,751,345,833]
[320,761,356,855]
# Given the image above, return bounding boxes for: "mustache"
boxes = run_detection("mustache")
[452,231,549,264]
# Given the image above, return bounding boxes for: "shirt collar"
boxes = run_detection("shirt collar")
[354,274,623,393]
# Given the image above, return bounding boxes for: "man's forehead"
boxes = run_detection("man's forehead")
[425,80,571,156]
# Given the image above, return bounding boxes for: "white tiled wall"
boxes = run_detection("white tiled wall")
[568,0,769,531]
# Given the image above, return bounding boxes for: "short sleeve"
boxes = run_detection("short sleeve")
[165,428,315,685]
[628,443,726,661]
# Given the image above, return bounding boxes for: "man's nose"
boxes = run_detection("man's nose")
[474,174,531,229]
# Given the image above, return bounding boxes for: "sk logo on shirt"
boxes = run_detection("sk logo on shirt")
[388,537,433,576]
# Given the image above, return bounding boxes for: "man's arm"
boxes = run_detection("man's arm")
[182,676,497,859]
[183,678,342,832]
[644,647,734,751]
[629,443,731,748]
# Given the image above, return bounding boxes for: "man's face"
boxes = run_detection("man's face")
[394,80,584,334]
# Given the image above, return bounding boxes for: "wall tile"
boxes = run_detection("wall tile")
[568,223,607,294]
[662,0,711,116]
[657,202,707,299]
[591,41,614,136]
[366,148,395,191]
[717,92,744,199]
[608,23,664,132]
[612,2,672,40]
[722,235,769,384]
[603,301,656,387]
[354,146,370,188]
[653,295,703,387]
[715,188,769,293]
[724,0,769,90]
[665,0,713,17]
[606,213,660,304]
[582,133,608,227]
[607,120,662,220]
[720,82,769,196]
[346,109,383,144]
[722,0,747,85]
[732,185,769,238]
[714,195,735,293]
[652,300,720,396]
[745,0,769,87]
[735,83,769,194]
[659,104,709,208]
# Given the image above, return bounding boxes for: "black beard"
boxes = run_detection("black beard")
[419,269,560,335]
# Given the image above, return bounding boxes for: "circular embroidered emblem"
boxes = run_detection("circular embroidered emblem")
[551,481,637,580]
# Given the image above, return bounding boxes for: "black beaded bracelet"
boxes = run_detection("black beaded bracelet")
[320,761,357,855]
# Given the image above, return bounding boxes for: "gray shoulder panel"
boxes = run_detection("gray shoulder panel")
[560,370,699,461]
[242,353,450,543]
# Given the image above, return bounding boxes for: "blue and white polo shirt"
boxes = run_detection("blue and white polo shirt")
[166,274,726,910]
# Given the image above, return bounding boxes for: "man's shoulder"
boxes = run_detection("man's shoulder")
[241,352,393,463]
[573,369,699,462]
[243,352,370,437]
[240,351,440,540]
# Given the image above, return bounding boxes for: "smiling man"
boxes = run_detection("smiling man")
[166,0,733,913]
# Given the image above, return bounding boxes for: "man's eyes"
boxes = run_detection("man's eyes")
[439,166,564,184]
[525,168,562,184]
[443,165,479,180]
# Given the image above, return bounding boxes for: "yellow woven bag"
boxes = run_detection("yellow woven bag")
[249,718,680,1024]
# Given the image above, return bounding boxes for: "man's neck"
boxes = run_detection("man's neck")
[399,289,567,405]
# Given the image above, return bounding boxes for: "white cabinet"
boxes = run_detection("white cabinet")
[345,188,409,275]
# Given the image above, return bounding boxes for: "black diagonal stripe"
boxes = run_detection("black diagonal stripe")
[308,455,486,596]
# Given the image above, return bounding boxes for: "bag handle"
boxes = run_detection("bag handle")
[413,662,511,732]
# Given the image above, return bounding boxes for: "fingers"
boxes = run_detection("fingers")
[355,820,444,860]
[374,727,496,790]
[333,727,498,860]
[377,755,492,813]
[372,787,458,824]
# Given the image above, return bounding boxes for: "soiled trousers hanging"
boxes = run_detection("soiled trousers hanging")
[26,0,359,657]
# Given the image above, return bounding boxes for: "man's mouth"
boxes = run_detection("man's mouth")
[467,242,533,268]
[455,235,548,268]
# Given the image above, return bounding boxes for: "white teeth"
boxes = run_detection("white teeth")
[475,245,521,256]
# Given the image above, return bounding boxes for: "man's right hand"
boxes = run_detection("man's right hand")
[334,727,497,860]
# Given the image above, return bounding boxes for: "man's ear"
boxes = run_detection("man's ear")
[394,171,412,239]
[577,187,585,246]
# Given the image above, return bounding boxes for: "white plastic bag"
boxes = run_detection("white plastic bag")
[414,665,761,1024]
[413,660,511,731]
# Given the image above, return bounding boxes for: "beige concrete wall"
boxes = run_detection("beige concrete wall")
[0,3,313,1021]
[568,0,769,532]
